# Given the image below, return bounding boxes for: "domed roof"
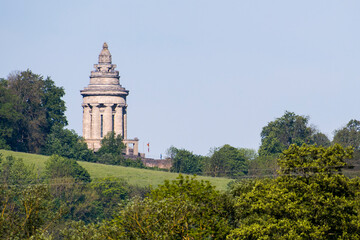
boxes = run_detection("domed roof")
[98,42,112,64]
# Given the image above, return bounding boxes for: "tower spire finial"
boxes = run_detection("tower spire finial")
[98,42,111,64]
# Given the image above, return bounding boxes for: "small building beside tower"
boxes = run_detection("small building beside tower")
[80,43,139,156]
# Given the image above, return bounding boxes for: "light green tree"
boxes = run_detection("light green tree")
[103,175,233,239]
[0,155,61,239]
[229,144,360,239]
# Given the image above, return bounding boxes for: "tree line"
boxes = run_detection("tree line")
[169,111,360,178]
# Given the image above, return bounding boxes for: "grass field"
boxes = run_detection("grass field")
[0,150,232,191]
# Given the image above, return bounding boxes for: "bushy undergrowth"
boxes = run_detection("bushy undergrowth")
[2,144,360,239]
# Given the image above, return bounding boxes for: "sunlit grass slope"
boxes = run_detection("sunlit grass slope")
[0,150,232,191]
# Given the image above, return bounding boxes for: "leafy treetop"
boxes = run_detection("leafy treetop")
[259,111,330,157]
[278,143,353,176]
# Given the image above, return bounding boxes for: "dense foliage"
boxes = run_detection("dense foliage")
[229,144,360,239]
[42,124,96,162]
[0,153,149,239]
[259,111,330,156]
[333,119,360,150]
[71,175,234,240]
[205,144,249,178]
[96,132,145,168]
[168,146,204,174]
[168,145,254,178]
[333,119,360,162]
[0,155,59,239]
[0,70,67,153]
[3,143,360,239]
[97,132,125,156]
[44,155,91,183]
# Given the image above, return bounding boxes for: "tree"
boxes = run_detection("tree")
[168,146,204,174]
[7,70,48,152]
[228,144,360,239]
[42,124,96,162]
[247,155,278,177]
[333,119,360,164]
[44,155,91,183]
[259,111,328,156]
[0,155,61,239]
[238,148,258,161]
[41,76,68,131]
[2,70,67,153]
[205,144,248,178]
[97,132,125,156]
[104,175,233,239]
[90,177,130,220]
[0,79,22,150]
[333,119,360,151]
[311,132,331,147]
[0,155,36,188]
[95,132,141,166]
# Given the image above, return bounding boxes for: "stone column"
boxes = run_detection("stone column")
[125,143,130,155]
[123,106,127,139]
[114,105,123,137]
[82,104,91,139]
[103,104,113,137]
[133,142,139,156]
[92,104,100,139]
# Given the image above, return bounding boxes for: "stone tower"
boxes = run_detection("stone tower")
[81,43,139,155]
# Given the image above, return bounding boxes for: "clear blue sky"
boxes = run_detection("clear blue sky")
[1,1,359,158]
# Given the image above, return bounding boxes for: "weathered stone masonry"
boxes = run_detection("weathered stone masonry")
[80,43,139,155]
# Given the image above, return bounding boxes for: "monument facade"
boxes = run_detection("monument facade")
[80,43,139,155]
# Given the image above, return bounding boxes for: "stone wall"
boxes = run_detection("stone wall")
[124,155,172,169]
[142,158,172,170]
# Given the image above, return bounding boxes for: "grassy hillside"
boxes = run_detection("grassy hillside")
[0,150,232,191]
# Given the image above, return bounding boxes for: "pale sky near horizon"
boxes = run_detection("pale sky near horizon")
[1,1,360,158]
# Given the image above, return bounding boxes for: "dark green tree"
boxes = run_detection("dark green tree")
[205,144,248,178]
[333,119,360,151]
[96,132,140,166]
[90,177,130,219]
[42,124,96,162]
[168,146,204,174]
[7,70,48,152]
[259,111,324,156]
[311,132,331,147]
[2,70,67,153]
[44,155,91,183]
[97,132,125,156]
[0,79,22,150]
[41,76,68,131]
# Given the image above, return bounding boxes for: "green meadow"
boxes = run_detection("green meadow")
[0,150,232,191]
